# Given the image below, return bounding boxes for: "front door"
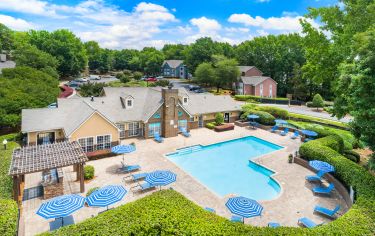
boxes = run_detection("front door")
[198,115,204,128]
[224,113,230,123]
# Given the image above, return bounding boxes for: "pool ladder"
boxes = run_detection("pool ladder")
[177,145,202,155]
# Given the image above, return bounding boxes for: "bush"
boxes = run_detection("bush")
[149,79,170,87]
[133,71,143,81]
[116,73,131,83]
[86,187,100,197]
[79,82,105,97]
[255,106,289,119]
[312,93,324,110]
[344,153,358,163]
[0,199,18,236]
[288,113,348,129]
[343,150,361,163]
[205,122,216,129]
[240,110,275,126]
[306,101,313,107]
[84,165,95,180]
[215,113,224,126]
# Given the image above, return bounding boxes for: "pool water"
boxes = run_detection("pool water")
[167,136,283,200]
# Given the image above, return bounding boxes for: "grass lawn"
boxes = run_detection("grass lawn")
[108,80,147,87]
[0,134,19,199]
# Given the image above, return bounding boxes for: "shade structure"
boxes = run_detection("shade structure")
[37,194,85,219]
[309,160,335,173]
[226,196,263,218]
[301,130,318,137]
[86,185,127,208]
[111,145,136,154]
[247,114,260,120]
[274,119,288,125]
[145,170,176,186]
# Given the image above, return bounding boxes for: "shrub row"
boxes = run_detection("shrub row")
[299,135,375,235]
[240,110,275,126]
[234,95,289,101]
[255,106,289,119]
[288,113,348,129]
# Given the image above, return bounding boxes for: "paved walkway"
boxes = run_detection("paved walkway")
[20,127,348,235]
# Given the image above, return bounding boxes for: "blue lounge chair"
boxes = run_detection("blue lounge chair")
[280,128,289,136]
[270,125,279,133]
[298,217,323,228]
[249,121,259,129]
[204,207,216,213]
[304,137,315,142]
[154,132,164,143]
[313,183,335,195]
[231,215,243,223]
[314,204,340,218]
[130,181,156,193]
[291,130,299,139]
[179,127,191,137]
[268,222,280,228]
[123,172,148,182]
[118,164,141,173]
[305,170,325,182]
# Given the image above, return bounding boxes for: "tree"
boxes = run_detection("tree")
[312,94,324,111]
[133,71,143,80]
[28,29,87,77]
[215,113,224,126]
[0,23,14,51]
[213,55,240,92]
[116,72,131,83]
[194,62,216,86]
[79,82,106,97]
[162,44,187,60]
[113,49,139,71]
[290,63,309,101]
[139,47,165,75]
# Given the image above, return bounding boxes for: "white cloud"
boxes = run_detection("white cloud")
[0,0,59,17]
[0,14,36,30]
[190,17,221,35]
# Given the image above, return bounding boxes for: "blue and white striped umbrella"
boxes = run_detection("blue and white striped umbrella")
[86,185,127,208]
[301,130,318,137]
[309,160,335,173]
[247,114,260,120]
[36,194,85,219]
[145,170,176,186]
[274,119,288,125]
[226,197,263,218]
[111,145,136,154]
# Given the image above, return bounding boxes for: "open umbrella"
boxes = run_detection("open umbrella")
[309,160,335,173]
[145,170,176,189]
[247,114,260,129]
[86,185,127,210]
[274,119,288,126]
[37,194,85,226]
[111,144,136,163]
[226,196,263,222]
[301,130,318,137]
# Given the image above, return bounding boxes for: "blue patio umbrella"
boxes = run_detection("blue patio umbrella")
[111,144,136,163]
[274,119,288,125]
[301,130,318,137]
[309,160,335,173]
[37,194,85,225]
[145,170,176,189]
[247,114,260,120]
[226,196,263,220]
[86,185,127,210]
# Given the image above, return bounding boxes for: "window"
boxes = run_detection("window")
[96,135,111,150]
[126,99,133,108]
[178,120,187,130]
[129,122,140,137]
[37,132,55,145]
[117,124,125,138]
[183,97,188,105]
[269,84,273,98]
[260,84,263,97]
[78,137,94,152]
[148,123,161,137]
[178,111,183,117]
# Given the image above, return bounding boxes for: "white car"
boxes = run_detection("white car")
[74,78,88,83]
[89,75,101,80]
[156,76,164,80]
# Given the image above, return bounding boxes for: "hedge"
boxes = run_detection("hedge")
[240,110,275,126]
[288,113,349,129]
[234,95,288,101]
[0,200,18,236]
[205,122,215,129]
[255,106,289,119]
[299,135,375,235]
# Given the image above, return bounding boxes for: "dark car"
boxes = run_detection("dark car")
[66,81,81,89]
[189,85,201,91]
[195,88,206,93]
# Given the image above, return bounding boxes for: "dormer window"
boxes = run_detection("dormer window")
[183,97,188,105]
[126,99,133,109]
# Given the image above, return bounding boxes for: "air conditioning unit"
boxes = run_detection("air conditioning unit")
[0,54,6,62]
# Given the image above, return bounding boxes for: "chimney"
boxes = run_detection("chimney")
[162,88,179,138]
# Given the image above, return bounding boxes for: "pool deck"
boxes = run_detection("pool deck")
[20,126,349,235]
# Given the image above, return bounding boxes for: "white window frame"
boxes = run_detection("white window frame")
[128,122,140,137]
[183,97,188,105]
[148,123,161,137]
[126,99,133,109]
[260,84,263,97]
[78,136,94,153]
[96,134,111,150]
[117,124,125,138]
[269,84,273,98]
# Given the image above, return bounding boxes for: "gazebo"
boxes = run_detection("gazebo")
[8,141,88,204]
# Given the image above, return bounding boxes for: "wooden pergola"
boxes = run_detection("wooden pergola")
[8,141,88,204]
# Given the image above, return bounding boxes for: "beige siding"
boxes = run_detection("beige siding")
[70,113,119,143]
[28,129,65,145]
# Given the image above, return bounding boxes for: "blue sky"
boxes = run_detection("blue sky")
[0,0,338,49]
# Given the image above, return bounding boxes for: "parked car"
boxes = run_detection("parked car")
[66,81,81,89]
[47,102,57,108]
[73,78,88,83]
[195,88,206,93]
[145,77,157,82]
[189,85,200,91]
[156,76,164,80]
[89,75,101,80]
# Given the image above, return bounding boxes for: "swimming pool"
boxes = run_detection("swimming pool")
[167,136,283,200]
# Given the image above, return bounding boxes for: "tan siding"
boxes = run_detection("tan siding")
[28,129,65,145]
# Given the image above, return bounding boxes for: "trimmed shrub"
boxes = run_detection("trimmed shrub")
[312,93,324,110]
[343,150,361,163]
[0,199,18,236]
[215,113,224,126]
[205,122,215,129]
[255,106,289,119]
[240,110,275,126]
[344,153,358,163]
[86,187,100,197]
[306,101,313,107]
[84,165,95,180]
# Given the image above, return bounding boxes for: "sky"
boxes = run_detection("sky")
[0,0,339,49]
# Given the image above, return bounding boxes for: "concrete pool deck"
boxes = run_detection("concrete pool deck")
[20,126,349,235]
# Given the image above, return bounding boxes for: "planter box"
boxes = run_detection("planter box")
[234,120,250,127]
[214,124,235,132]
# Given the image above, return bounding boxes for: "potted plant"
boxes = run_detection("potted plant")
[288,154,293,163]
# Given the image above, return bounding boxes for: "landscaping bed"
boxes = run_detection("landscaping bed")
[214,124,234,132]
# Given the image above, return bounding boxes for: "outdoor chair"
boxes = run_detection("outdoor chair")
[291,130,300,139]
[249,121,259,130]
[154,132,164,143]
[268,222,280,228]
[118,164,141,174]
[179,127,191,137]
[204,207,216,213]
[312,183,335,195]
[270,125,279,133]
[280,128,289,136]
[298,217,323,228]
[130,181,156,194]
[304,137,315,142]
[123,172,148,182]
[305,170,325,182]
[314,204,340,218]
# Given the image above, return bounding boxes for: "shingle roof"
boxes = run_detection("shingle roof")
[240,76,272,86]
[183,93,241,115]
[237,66,255,73]
[163,60,184,69]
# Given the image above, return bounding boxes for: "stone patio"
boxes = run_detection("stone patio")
[19,126,349,236]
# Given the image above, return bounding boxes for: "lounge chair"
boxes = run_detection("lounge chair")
[179,127,191,137]
[314,204,340,218]
[312,183,335,195]
[280,128,289,136]
[270,125,279,133]
[123,172,148,182]
[291,130,299,139]
[154,132,164,143]
[249,121,259,130]
[298,217,323,228]
[118,164,141,174]
[304,137,315,142]
[204,207,216,213]
[305,170,325,182]
[130,181,156,193]
[230,215,243,223]
[268,222,280,228]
